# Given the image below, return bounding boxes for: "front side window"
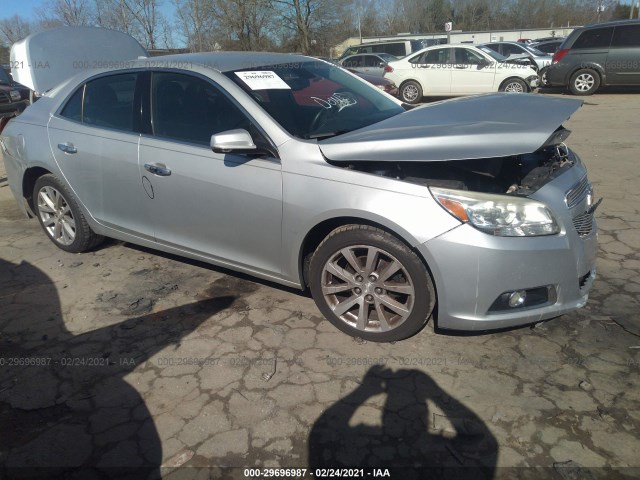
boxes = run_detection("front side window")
[454,48,484,65]
[226,60,404,140]
[502,44,525,56]
[612,25,640,47]
[573,27,614,49]
[151,72,251,145]
[83,73,137,131]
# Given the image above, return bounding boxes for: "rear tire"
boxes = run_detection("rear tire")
[33,174,103,253]
[399,80,423,104]
[309,225,436,342]
[569,68,600,96]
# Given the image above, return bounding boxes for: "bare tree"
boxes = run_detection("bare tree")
[37,0,95,26]
[95,0,141,38]
[119,0,164,49]
[174,0,216,51]
[0,15,33,46]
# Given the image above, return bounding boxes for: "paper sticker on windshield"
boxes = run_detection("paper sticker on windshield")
[235,71,291,90]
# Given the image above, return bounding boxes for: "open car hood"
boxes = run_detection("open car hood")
[10,27,148,94]
[319,94,583,162]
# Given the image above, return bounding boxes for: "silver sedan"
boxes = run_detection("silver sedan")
[2,28,598,341]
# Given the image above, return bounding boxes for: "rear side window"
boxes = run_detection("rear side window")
[60,86,83,122]
[611,25,640,47]
[83,73,138,131]
[572,27,614,49]
[343,56,364,68]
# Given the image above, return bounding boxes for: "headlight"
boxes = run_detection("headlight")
[10,90,21,101]
[430,187,560,236]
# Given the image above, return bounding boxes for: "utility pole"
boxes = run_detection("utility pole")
[631,1,635,20]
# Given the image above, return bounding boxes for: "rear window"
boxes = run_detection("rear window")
[611,25,640,47]
[572,27,614,49]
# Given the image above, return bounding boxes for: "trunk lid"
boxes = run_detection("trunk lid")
[319,93,582,162]
[10,27,148,95]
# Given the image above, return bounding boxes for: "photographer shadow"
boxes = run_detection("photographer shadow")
[0,258,234,479]
[308,366,498,480]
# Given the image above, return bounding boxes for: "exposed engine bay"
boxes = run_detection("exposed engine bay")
[331,143,574,196]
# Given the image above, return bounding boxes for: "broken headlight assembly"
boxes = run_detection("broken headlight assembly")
[430,187,560,237]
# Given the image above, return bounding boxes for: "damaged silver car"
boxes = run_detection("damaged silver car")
[1,27,598,341]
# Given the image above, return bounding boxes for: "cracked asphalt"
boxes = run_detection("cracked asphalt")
[0,91,639,479]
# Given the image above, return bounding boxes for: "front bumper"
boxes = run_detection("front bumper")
[417,156,597,331]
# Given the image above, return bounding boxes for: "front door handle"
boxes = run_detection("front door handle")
[57,142,77,154]
[144,163,172,176]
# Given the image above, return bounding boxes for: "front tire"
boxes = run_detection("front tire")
[309,225,436,342]
[33,174,103,253]
[399,80,423,104]
[569,68,600,96]
[500,77,528,93]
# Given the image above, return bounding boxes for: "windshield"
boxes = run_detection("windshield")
[522,44,546,56]
[478,47,507,62]
[226,61,404,140]
[0,68,11,85]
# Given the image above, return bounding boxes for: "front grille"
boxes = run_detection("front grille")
[565,176,590,208]
[0,92,10,105]
[572,210,594,236]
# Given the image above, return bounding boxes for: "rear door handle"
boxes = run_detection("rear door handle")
[144,163,172,176]
[57,143,77,154]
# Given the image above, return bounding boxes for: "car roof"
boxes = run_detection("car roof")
[129,51,312,73]
[583,19,640,28]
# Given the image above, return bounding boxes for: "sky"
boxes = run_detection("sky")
[1,0,46,19]
[0,0,176,21]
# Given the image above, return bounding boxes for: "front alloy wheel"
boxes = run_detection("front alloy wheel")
[501,78,527,93]
[309,225,435,342]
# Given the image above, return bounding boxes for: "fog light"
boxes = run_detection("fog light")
[508,290,527,307]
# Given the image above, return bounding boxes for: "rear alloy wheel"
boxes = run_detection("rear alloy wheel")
[309,225,435,342]
[569,68,600,96]
[34,174,103,253]
[400,80,423,104]
[500,78,527,93]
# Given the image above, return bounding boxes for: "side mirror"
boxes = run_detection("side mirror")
[210,129,257,154]
[378,62,386,68]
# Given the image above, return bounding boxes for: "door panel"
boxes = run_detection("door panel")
[48,72,151,239]
[138,138,283,274]
[607,25,640,85]
[412,48,452,94]
[139,71,283,274]
[450,48,496,94]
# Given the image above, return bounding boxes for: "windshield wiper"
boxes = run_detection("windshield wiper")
[306,130,351,140]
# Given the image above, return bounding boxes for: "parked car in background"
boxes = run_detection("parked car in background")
[313,57,399,96]
[4,27,597,342]
[384,44,539,103]
[0,67,30,133]
[480,41,553,85]
[347,69,398,96]
[340,53,398,77]
[480,41,553,70]
[546,19,640,95]
[338,38,446,60]
[530,38,565,54]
